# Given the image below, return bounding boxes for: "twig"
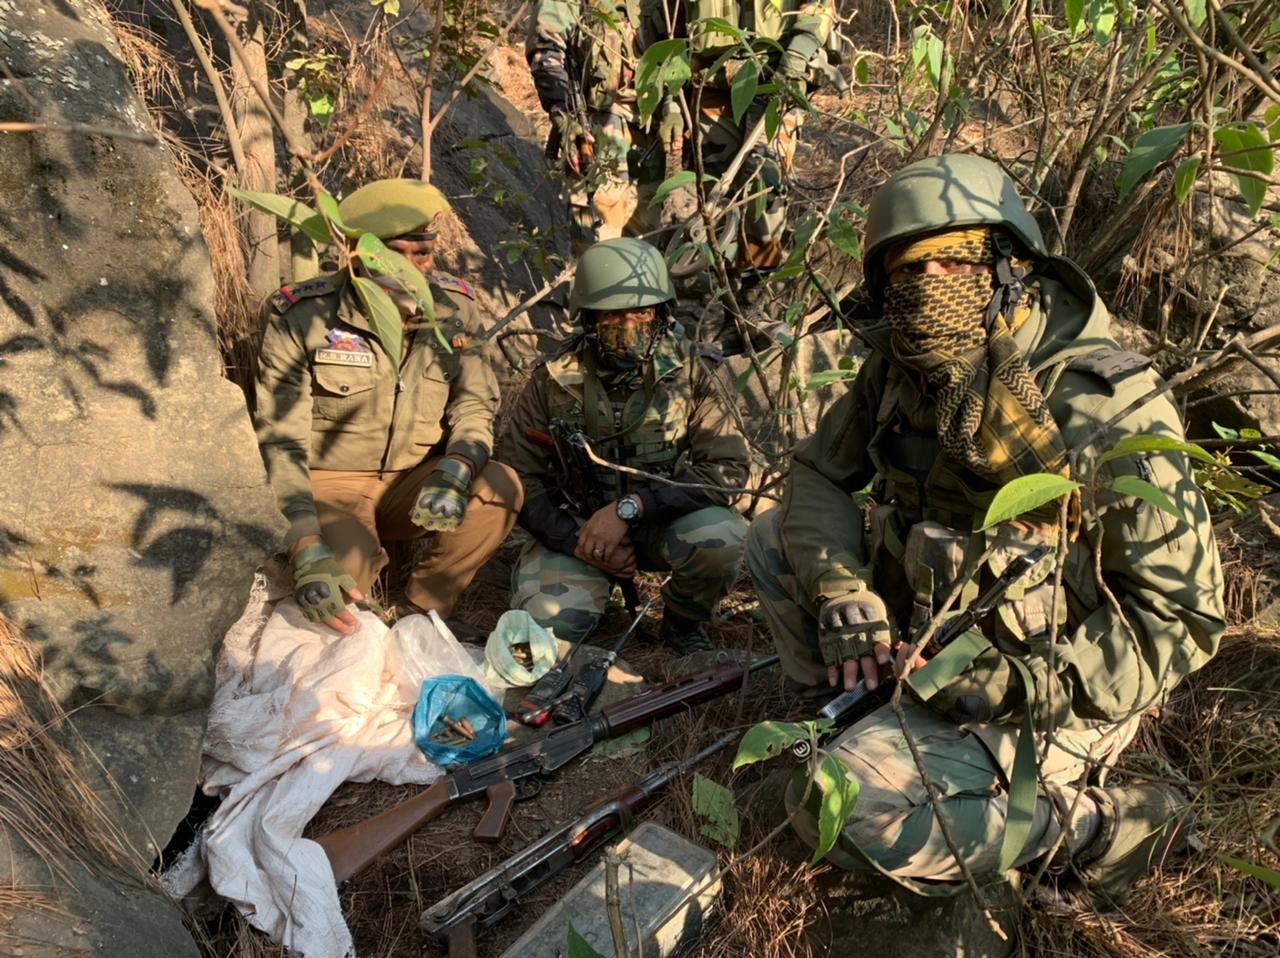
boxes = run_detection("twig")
[0,121,158,144]
[169,0,247,170]
[603,848,628,958]
[577,436,782,502]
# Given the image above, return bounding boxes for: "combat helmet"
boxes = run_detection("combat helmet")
[338,178,451,240]
[569,237,677,315]
[862,155,1047,297]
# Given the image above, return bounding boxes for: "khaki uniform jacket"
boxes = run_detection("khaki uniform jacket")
[254,271,500,545]
[779,265,1225,731]
[503,332,749,551]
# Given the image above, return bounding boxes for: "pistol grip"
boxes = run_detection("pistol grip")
[473,780,516,842]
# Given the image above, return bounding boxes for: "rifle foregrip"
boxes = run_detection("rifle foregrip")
[524,427,555,449]
[473,780,516,843]
[316,777,452,883]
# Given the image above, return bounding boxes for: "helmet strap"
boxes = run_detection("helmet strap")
[985,231,1027,330]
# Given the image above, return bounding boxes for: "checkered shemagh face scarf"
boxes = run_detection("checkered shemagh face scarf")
[882,228,1067,483]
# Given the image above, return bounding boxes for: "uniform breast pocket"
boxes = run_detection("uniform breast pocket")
[312,363,377,423]
[421,349,460,406]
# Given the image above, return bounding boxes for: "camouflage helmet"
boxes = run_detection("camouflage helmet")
[338,179,451,240]
[569,238,676,315]
[862,155,1047,295]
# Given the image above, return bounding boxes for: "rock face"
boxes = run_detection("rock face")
[0,0,283,952]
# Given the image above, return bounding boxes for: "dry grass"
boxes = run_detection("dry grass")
[0,615,184,949]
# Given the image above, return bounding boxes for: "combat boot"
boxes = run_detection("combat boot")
[1072,783,1193,905]
[659,609,714,654]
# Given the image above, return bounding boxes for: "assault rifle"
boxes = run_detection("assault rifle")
[816,544,1053,728]
[544,29,594,172]
[315,654,778,882]
[420,731,738,958]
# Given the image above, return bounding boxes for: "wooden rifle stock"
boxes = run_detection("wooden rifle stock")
[316,777,454,883]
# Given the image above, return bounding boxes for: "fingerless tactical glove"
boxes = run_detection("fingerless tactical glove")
[292,543,358,623]
[817,590,892,666]
[410,457,472,533]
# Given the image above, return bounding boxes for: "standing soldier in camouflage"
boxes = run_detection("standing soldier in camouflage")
[255,179,522,634]
[526,0,838,270]
[503,238,750,652]
[747,155,1225,900]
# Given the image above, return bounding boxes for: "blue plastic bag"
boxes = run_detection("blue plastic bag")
[413,674,507,766]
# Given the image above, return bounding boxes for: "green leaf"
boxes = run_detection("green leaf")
[854,57,869,84]
[693,15,744,43]
[590,726,650,757]
[1108,475,1185,522]
[352,276,404,372]
[733,720,829,770]
[353,234,436,325]
[1098,435,1216,465]
[566,925,607,958]
[1214,123,1274,216]
[1266,104,1280,142]
[692,773,740,848]
[228,187,332,245]
[764,96,782,141]
[1211,421,1240,440]
[812,754,859,864]
[1118,124,1192,198]
[1065,0,1084,31]
[730,59,759,125]
[1087,0,1116,44]
[805,368,858,390]
[925,34,944,88]
[1173,155,1202,204]
[981,474,1082,530]
[827,203,862,260]
[1248,449,1280,471]
[650,169,714,206]
[1184,0,1207,28]
[316,191,359,237]
[635,39,689,122]
[1221,855,1280,890]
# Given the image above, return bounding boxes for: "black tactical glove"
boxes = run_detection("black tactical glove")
[817,589,892,666]
[410,457,472,533]
[292,543,359,624]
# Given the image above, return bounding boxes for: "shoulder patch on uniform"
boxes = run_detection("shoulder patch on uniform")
[269,275,340,313]
[430,272,474,299]
[1065,348,1153,393]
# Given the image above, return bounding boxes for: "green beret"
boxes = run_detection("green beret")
[337,179,452,240]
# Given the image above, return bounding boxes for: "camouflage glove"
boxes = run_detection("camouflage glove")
[551,111,590,173]
[816,590,891,667]
[410,457,472,533]
[925,635,1024,724]
[292,543,358,623]
[657,99,683,154]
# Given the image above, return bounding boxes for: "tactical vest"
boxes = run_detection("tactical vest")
[860,341,1150,651]
[684,0,790,53]
[544,345,692,503]
[579,0,641,112]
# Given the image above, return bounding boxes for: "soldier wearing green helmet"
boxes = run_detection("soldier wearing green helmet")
[747,155,1224,902]
[503,237,751,651]
[254,178,522,634]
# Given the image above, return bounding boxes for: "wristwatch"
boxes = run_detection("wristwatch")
[615,494,642,525]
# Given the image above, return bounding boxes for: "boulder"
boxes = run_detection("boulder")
[0,0,282,950]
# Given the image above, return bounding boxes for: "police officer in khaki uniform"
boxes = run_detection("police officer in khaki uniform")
[503,238,750,651]
[255,179,522,633]
[747,155,1225,900]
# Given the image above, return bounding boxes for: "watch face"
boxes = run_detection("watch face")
[617,496,640,521]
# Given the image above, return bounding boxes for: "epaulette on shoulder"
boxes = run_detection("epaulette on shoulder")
[268,274,341,313]
[430,272,475,299]
[1065,347,1152,394]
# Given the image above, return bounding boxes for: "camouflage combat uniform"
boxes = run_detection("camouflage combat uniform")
[526,0,836,264]
[503,329,750,641]
[255,269,521,616]
[747,157,1225,886]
